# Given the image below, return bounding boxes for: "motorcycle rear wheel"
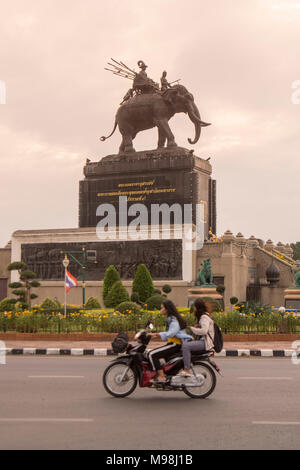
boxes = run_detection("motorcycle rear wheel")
[103,362,138,398]
[183,362,216,399]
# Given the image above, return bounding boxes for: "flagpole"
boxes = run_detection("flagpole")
[62,256,70,317]
[64,267,67,317]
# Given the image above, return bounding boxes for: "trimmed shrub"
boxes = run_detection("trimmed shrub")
[130,292,140,303]
[54,299,62,309]
[190,298,222,314]
[16,301,29,310]
[7,261,27,272]
[162,284,172,294]
[11,289,26,298]
[144,294,165,311]
[7,261,40,307]
[9,282,22,289]
[105,281,129,308]
[0,298,17,312]
[216,285,226,295]
[230,296,238,305]
[116,301,141,315]
[103,266,120,306]
[40,298,58,310]
[202,297,223,313]
[153,289,162,295]
[85,297,101,309]
[132,264,154,303]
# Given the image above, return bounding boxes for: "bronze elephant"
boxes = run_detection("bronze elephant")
[101,84,211,154]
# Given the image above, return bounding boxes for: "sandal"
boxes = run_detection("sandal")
[177,370,192,377]
[154,376,167,383]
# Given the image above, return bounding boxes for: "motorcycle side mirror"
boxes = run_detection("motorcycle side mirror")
[146,320,154,330]
[145,320,154,330]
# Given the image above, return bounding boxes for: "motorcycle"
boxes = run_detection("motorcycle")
[102,326,221,399]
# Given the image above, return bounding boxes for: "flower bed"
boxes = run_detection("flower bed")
[0,307,191,334]
[213,310,300,334]
[0,308,299,334]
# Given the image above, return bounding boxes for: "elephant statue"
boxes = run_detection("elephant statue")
[100,84,211,154]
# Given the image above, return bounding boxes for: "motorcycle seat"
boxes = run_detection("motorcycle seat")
[191,349,214,358]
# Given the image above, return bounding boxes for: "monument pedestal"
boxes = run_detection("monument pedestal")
[79,147,216,236]
[284,288,300,310]
[187,286,223,308]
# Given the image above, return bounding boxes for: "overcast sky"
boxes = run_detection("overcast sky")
[0,0,299,247]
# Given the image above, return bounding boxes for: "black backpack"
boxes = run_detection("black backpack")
[209,321,223,353]
[111,332,129,354]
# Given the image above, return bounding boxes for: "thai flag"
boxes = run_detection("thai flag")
[65,269,78,293]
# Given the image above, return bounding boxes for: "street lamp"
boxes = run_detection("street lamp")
[62,255,70,317]
[60,248,87,306]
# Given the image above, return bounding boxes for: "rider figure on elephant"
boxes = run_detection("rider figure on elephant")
[133,61,159,94]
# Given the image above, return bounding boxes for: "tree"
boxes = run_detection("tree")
[132,264,154,303]
[291,242,300,261]
[7,262,40,308]
[102,265,120,307]
[105,281,130,308]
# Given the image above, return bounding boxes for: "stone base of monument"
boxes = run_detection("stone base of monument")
[284,288,300,310]
[187,286,223,308]
[79,147,216,235]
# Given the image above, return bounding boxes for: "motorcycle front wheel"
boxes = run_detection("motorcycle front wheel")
[103,362,138,398]
[183,362,216,399]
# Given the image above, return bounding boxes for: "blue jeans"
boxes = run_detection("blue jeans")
[182,338,206,369]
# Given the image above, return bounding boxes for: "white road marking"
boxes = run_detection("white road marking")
[238,377,293,380]
[27,376,85,378]
[0,418,93,423]
[253,421,300,426]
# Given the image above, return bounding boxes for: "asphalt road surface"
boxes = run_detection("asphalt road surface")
[0,357,299,450]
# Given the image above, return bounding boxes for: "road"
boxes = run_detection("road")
[0,357,299,450]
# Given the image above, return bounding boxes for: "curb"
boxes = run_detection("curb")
[1,348,299,357]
